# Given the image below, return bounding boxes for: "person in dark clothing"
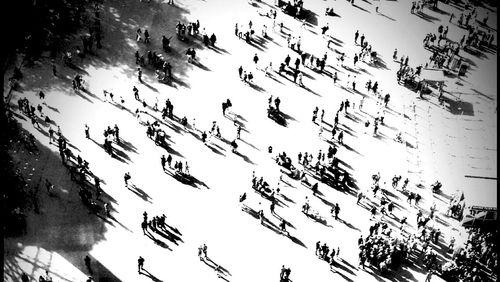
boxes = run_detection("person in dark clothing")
[210,33,217,46]
[138,256,145,273]
[84,255,92,274]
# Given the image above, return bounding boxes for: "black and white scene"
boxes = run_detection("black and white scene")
[2,0,498,281]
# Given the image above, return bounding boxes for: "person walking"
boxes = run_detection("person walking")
[138,68,143,83]
[333,203,340,219]
[85,124,90,139]
[338,130,344,145]
[124,172,131,187]
[51,60,57,77]
[202,244,208,259]
[161,155,166,171]
[84,255,92,274]
[137,256,145,273]
[425,269,434,282]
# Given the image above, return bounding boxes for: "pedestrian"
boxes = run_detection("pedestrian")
[21,272,29,282]
[233,124,241,140]
[84,255,92,274]
[51,60,57,76]
[85,124,90,139]
[202,244,208,258]
[104,202,110,217]
[425,269,434,282]
[138,68,143,83]
[124,172,131,187]
[253,53,259,66]
[338,130,344,144]
[161,155,166,171]
[333,203,340,219]
[138,256,145,273]
[238,65,243,78]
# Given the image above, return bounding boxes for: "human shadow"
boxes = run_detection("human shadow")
[248,82,266,93]
[353,4,370,13]
[117,138,138,154]
[128,183,152,203]
[141,81,159,93]
[378,12,396,21]
[140,269,163,282]
[168,170,210,189]
[337,217,361,231]
[190,59,211,71]
[415,10,440,23]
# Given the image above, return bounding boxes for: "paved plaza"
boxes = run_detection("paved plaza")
[3,0,497,281]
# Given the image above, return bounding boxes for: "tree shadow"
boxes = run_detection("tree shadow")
[3,127,118,282]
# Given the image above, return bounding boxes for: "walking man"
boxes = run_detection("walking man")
[338,130,344,145]
[84,255,92,274]
[138,256,145,273]
[161,155,166,171]
[85,124,90,139]
[138,68,143,83]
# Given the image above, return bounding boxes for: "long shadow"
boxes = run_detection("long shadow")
[301,8,319,26]
[140,269,163,282]
[141,81,159,93]
[206,142,226,156]
[342,143,362,156]
[155,226,183,245]
[190,59,211,71]
[248,82,266,93]
[353,4,370,13]
[168,170,210,189]
[209,44,231,55]
[117,138,138,154]
[331,267,355,282]
[234,150,256,165]
[145,231,172,251]
[280,193,295,204]
[337,218,361,231]
[428,5,450,15]
[111,146,132,164]
[415,11,440,23]
[240,138,259,151]
[378,12,396,21]
[128,184,152,203]
[336,158,353,171]
[334,259,357,276]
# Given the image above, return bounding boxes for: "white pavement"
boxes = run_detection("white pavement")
[4,0,497,282]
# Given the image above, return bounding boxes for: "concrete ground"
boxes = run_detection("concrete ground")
[3,0,497,281]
